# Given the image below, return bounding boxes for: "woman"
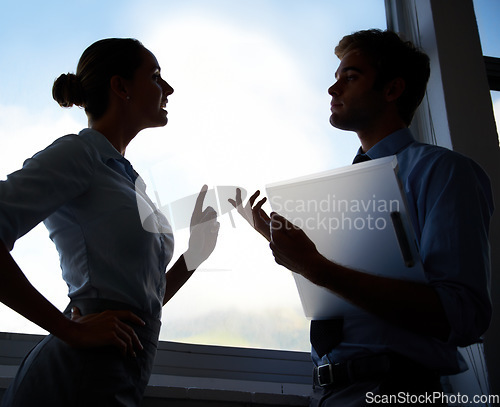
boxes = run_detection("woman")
[0,38,219,406]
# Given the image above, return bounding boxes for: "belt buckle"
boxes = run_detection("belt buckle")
[317,363,334,387]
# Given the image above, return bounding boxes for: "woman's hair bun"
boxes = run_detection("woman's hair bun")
[52,73,85,108]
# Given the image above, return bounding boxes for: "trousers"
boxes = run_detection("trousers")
[0,299,161,407]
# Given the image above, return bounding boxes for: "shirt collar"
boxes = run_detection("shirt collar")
[78,128,142,185]
[78,128,124,161]
[357,128,415,160]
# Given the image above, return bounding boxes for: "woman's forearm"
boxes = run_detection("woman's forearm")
[0,241,75,340]
[0,241,147,355]
[163,254,195,305]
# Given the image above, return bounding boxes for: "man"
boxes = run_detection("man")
[230,29,493,406]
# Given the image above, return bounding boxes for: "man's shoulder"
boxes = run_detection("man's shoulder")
[403,141,480,172]
[402,141,491,196]
[405,141,455,160]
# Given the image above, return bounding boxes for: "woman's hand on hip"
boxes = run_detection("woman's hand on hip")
[66,307,145,357]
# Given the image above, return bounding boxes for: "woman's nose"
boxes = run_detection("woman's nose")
[163,79,174,95]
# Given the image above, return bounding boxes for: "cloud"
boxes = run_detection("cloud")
[0,104,86,178]
[127,15,347,202]
[0,7,360,347]
[0,104,85,333]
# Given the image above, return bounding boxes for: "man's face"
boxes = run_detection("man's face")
[328,50,387,133]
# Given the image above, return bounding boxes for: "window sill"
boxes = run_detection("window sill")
[0,332,312,406]
[144,375,310,405]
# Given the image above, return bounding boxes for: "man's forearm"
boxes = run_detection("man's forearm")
[310,256,450,341]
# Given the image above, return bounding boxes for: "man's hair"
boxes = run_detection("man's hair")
[335,29,430,126]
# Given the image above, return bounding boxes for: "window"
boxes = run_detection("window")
[473,0,500,144]
[473,0,500,58]
[492,91,500,136]
[0,0,386,351]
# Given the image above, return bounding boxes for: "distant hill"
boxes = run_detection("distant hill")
[160,306,310,351]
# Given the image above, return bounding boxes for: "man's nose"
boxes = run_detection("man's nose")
[328,81,340,96]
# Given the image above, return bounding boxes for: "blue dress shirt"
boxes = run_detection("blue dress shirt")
[312,128,494,374]
[0,128,174,318]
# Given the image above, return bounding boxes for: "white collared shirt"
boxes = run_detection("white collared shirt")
[0,128,174,317]
[313,129,493,374]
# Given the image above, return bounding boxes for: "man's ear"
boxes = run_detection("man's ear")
[384,77,405,102]
[109,75,130,102]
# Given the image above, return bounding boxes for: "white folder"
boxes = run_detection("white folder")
[266,156,425,319]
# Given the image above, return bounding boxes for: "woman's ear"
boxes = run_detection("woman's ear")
[384,77,406,102]
[109,75,130,102]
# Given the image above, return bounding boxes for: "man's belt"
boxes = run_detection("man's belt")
[313,353,437,388]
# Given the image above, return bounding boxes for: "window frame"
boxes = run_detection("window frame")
[0,331,312,405]
[386,0,500,398]
[484,56,500,91]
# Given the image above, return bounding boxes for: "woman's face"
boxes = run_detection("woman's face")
[126,48,174,131]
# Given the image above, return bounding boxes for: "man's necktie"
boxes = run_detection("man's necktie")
[352,153,371,164]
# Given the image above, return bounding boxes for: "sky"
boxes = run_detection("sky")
[0,0,498,350]
[473,0,500,139]
[473,0,500,57]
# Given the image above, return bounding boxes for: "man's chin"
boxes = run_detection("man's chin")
[329,114,353,131]
[329,114,343,129]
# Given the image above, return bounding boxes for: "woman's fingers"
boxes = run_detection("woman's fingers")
[70,309,145,357]
[100,311,145,357]
[113,319,143,357]
[193,185,209,215]
[191,185,209,226]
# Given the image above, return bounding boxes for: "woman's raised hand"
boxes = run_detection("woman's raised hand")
[184,185,220,271]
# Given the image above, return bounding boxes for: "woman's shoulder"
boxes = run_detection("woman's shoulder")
[35,132,97,157]
[24,132,100,177]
